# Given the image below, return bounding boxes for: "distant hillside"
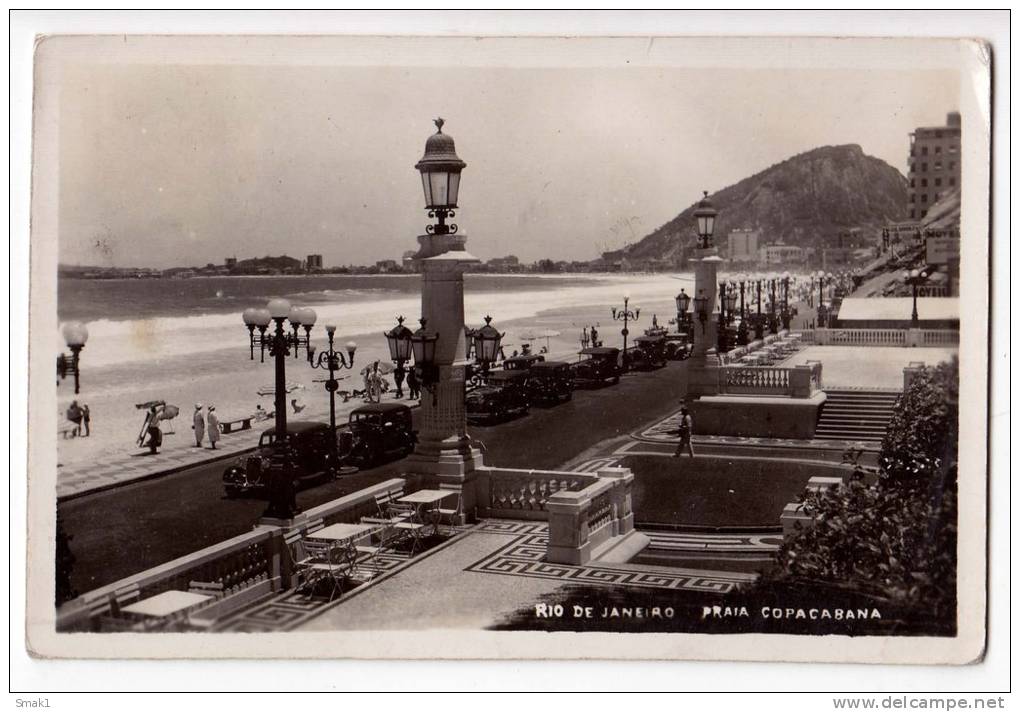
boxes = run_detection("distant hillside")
[616,144,908,261]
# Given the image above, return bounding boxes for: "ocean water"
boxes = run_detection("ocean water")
[53,272,699,467]
[56,273,695,369]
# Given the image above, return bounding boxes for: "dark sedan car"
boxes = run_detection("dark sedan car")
[629,335,668,371]
[527,360,574,405]
[222,421,335,498]
[572,346,622,387]
[465,369,531,423]
[337,402,417,469]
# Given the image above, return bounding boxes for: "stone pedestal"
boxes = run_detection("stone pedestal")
[404,233,483,523]
[687,248,723,397]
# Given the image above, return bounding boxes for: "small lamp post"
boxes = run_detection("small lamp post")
[780,271,792,330]
[311,325,357,474]
[694,191,718,249]
[815,270,829,328]
[385,316,414,398]
[611,295,640,370]
[57,322,89,394]
[903,268,930,327]
[753,275,765,340]
[415,117,466,236]
[467,316,505,386]
[736,275,749,346]
[409,318,440,405]
[675,289,691,334]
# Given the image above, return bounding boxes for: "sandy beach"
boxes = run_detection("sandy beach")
[56,272,704,469]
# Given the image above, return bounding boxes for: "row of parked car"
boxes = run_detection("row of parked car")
[465,331,692,424]
[223,331,693,498]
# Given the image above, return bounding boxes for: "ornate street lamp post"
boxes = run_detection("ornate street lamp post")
[903,268,930,328]
[311,325,357,474]
[415,117,466,237]
[384,316,414,398]
[466,315,504,386]
[780,272,792,331]
[753,276,765,340]
[611,295,640,370]
[675,289,691,335]
[241,298,315,521]
[409,318,440,406]
[57,322,89,394]
[767,274,779,334]
[736,275,749,346]
[815,270,830,328]
[288,306,316,360]
[693,290,709,333]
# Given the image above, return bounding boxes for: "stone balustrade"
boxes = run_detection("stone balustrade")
[57,477,408,631]
[802,328,959,347]
[474,467,598,520]
[546,466,644,565]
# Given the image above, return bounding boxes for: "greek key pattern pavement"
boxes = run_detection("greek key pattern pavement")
[644,530,783,553]
[465,529,755,593]
[214,550,411,633]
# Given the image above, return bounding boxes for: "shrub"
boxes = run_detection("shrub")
[765,358,959,627]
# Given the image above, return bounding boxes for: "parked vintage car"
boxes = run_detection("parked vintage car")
[527,360,574,405]
[222,421,335,498]
[465,369,531,423]
[664,332,693,360]
[502,353,545,371]
[628,335,668,371]
[572,346,622,387]
[337,402,417,469]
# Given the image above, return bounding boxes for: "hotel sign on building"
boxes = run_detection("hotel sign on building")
[926,231,961,265]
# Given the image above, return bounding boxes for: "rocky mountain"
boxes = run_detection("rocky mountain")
[614,144,908,262]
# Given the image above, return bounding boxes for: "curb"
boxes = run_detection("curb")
[57,446,256,503]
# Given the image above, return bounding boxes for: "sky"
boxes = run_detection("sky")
[55,56,959,268]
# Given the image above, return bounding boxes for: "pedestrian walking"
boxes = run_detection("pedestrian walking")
[66,400,83,437]
[207,406,221,450]
[81,404,91,437]
[145,406,162,455]
[673,406,695,459]
[406,367,420,400]
[393,363,406,399]
[192,404,206,447]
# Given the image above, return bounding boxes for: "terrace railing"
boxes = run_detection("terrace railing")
[58,477,408,632]
[920,329,960,346]
[475,467,598,520]
[720,366,792,395]
[546,467,638,565]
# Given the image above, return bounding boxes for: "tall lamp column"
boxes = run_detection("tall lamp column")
[57,322,89,394]
[736,276,749,346]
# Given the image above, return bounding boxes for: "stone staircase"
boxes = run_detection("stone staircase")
[814,389,901,442]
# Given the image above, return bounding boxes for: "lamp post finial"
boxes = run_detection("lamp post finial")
[434,117,445,133]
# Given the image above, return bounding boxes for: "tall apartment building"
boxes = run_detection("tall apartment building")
[907,111,961,221]
[306,254,324,270]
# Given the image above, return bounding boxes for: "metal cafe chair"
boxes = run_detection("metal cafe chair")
[295,538,353,601]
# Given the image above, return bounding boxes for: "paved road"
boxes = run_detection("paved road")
[61,362,688,594]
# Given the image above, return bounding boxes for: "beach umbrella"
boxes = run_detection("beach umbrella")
[517,328,561,352]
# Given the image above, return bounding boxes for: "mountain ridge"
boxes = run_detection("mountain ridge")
[610,144,908,262]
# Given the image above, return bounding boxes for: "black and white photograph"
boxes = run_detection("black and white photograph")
[17,20,997,678]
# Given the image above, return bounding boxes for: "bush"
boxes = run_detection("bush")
[764,358,959,628]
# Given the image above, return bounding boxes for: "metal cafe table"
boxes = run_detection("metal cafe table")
[299,523,378,594]
[121,590,213,628]
[396,489,456,535]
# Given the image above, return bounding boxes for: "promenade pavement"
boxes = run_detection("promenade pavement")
[56,394,399,501]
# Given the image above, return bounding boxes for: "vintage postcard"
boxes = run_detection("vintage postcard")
[24,33,990,664]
